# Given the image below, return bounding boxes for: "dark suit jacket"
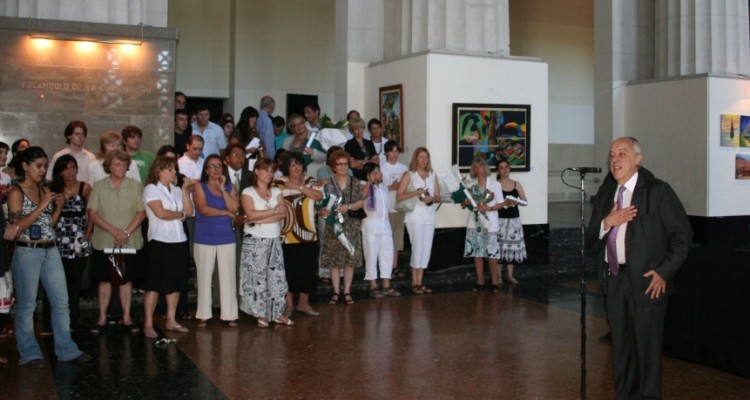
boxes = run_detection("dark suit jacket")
[235,157,254,216]
[586,167,692,305]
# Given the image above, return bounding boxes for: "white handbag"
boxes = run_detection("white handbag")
[0,270,12,314]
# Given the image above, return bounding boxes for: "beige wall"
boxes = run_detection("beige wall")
[510,0,595,201]
[168,0,337,118]
[168,0,231,99]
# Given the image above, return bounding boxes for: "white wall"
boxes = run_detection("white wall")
[366,53,549,227]
[706,76,750,217]
[625,75,750,218]
[625,77,707,216]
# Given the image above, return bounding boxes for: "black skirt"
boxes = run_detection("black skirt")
[90,249,144,283]
[282,241,319,294]
[145,240,189,294]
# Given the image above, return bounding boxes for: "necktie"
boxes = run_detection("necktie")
[607,185,626,275]
[233,172,240,188]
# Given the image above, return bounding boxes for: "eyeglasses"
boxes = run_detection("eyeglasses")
[207,164,223,169]
[335,162,349,167]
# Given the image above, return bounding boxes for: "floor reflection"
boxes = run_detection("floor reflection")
[0,280,749,399]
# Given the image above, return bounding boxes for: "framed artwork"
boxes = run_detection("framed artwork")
[720,114,740,147]
[379,84,403,149]
[736,154,750,179]
[452,103,531,171]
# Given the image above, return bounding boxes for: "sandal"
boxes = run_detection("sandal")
[491,285,500,293]
[223,320,239,328]
[154,338,176,348]
[166,324,189,333]
[420,286,433,294]
[122,323,140,335]
[412,285,424,295]
[370,289,384,299]
[197,319,210,328]
[472,284,485,292]
[508,277,519,285]
[328,294,340,305]
[144,329,159,339]
[344,293,354,305]
[272,317,295,326]
[257,319,269,329]
[90,324,106,336]
[382,287,401,297]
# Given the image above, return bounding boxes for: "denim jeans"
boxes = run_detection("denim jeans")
[12,246,83,364]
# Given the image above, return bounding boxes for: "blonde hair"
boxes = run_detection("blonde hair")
[408,147,432,172]
[98,130,122,159]
[469,158,490,179]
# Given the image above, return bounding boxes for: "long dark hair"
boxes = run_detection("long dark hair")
[8,138,31,170]
[14,146,48,180]
[48,154,77,193]
[234,106,260,146]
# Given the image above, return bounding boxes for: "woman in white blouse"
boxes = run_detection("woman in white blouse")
[396,147,440,295]
[141,156,194,338]
[239,158,292,328]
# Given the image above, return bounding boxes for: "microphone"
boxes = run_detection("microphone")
[568,167,601,173]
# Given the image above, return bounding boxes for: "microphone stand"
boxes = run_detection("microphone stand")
[563,167,600,400]
[577,170,587,400]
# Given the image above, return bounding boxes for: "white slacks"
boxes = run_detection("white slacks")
[194,243,238,321]
[361,229,394,280]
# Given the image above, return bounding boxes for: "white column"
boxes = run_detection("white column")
[390,0,509,57]
[656,0,750,77]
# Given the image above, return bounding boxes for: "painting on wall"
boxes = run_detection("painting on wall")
[379,85,403,149]
[736,154,750,179]
[452,103,530,171]
[741,116,750,148]
[720,114,740,147]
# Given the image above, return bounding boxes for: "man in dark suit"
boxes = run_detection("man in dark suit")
[587,137,692,400]
[224,143,254,276]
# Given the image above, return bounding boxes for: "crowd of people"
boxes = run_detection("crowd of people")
[0,93,528,367]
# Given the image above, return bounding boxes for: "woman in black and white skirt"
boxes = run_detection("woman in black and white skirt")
[495,158,528,284]
[239,158,292,328]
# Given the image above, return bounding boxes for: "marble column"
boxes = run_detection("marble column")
[390,0,509,57]
[655,0,750,78]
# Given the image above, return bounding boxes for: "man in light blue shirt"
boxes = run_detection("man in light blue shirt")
[192,103,226,157]
[257,96,276,159]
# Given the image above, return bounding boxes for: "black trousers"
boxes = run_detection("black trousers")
[606,272,667,400]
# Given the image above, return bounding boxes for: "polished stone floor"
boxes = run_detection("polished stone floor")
[0,279,749,399]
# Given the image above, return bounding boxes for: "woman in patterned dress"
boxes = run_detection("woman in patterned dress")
[239,158,292,328]
[319,150,365,305]
[43,155,92,331]
[462,157,504,292]
[275,152,323,317]
[496,158,528,284]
